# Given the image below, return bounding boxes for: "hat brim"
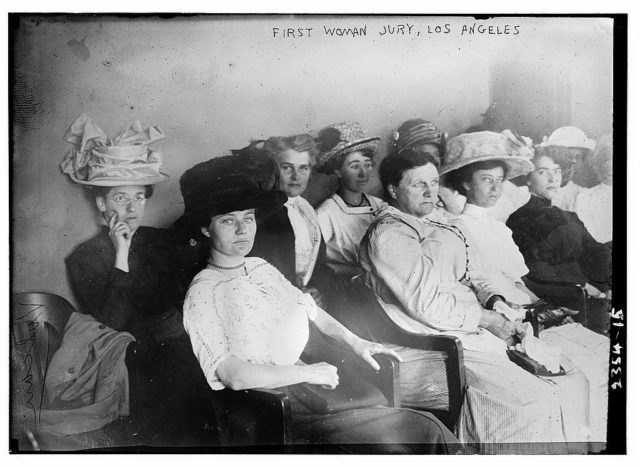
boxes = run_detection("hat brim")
[68,171,170,187]
[439,155,534,179]
[317,137,381,173]
[167,189,287,244]
[538,141,596,151]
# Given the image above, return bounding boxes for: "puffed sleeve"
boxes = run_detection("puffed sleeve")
[183,275,230,390]
[362,219,482,332]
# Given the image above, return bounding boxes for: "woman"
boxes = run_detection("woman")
[538,126,596,212]
[358,148,592,454]
[62,114,210,446]
[315,122,387,278]
[443,131,540,306]
[507,152,612,336]
[575,134,613,244]
[179,154,460,453]
[444,131,610,446]
[249,134,337,310]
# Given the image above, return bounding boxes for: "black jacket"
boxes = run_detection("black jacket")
[506,195,611,291]
[65,226,183,339]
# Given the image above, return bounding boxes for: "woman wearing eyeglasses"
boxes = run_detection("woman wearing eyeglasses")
[62,114,210,445]
[315,122,386,278]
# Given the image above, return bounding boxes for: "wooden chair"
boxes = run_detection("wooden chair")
[10,292,139,451]
[207,329,399,452]
[327,279,466,431]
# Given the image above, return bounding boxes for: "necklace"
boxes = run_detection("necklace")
[343,193,367,207]
[207,259,246,270]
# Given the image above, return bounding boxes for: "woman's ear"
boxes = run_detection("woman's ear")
[387,184,398,200]
[95,196,107,213]
[200,226,211,238]
[462,181,471,193]
[333,168,342,178]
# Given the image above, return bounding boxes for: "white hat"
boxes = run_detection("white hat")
[538,126,596,151]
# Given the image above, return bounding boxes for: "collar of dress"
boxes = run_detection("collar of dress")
[331,193,376,214]
[462,203,489,218]
[285,196,298,208]
[379,205,451,232]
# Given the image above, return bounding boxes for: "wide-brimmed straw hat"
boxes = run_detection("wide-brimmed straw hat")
[168,149,286,243]
[440,130,534,179]
[60,113,170,186]
[314,121,380,174]
[538,126,596,151]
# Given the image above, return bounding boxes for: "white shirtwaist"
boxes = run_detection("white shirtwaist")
[316,193,386,277]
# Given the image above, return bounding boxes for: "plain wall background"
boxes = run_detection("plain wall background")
[10,15,613,307]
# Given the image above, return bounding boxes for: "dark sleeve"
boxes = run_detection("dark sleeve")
[251,209,298,284]
[66,255,135,331]
[309,238,349,298]
[574,214,612,290]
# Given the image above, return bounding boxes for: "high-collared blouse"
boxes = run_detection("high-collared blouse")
[183,257,317,391]
[285,196,322,288]
[359,205,504,350]
[316,193,387,277]
[452,203,531,305]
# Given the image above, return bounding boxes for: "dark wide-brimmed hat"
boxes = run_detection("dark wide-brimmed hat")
[169,148,286,242]
[314,121,381,174]
[440,130,534,179]
[61,113,170,186]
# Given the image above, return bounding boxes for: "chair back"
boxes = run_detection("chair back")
[11,292,75,438]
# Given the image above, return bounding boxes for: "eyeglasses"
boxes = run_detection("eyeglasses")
[107,193,147,206]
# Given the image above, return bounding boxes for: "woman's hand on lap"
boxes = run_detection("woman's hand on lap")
[480,309,526,346]
[303,362,339,389]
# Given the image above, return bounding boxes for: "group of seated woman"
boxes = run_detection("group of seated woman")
[59,113,613,454]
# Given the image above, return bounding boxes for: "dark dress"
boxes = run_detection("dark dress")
[65,226,211,446]
[506,195,612,334]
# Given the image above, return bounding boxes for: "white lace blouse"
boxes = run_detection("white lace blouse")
[183,257,318,390]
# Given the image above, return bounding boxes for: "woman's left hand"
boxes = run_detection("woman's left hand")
[350,339,403,371]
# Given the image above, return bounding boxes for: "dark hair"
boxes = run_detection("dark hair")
[541,145,588,166]
[444,160,508,197]
[379,148,439,203]
[326,148,375,173]
[90,185,154,201]
[264,134,319,165]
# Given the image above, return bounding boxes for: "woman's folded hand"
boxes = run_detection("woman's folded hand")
[480,309,527,346]
[303,362,339,389]
[350,339,403,371]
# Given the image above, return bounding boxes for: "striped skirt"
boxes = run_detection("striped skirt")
[393,343,592,454]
